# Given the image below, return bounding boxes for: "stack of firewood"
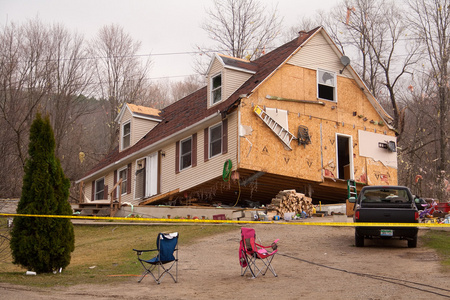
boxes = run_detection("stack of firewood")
[267,189,314,218]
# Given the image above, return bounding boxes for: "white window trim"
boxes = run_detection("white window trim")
[134,158,146,200]
[335,133,354,180]
[117,166,128,197]
[210,72,222,106]
[317,69,337,102]
[180,136,193,171]
[94,177,105,200]
[209,123,223,159]
[121,121,131,150]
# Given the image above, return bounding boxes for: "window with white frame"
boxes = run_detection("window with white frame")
[317,69,336,101]
[209,123,222,158]
[122,122,131,149]
[118,167,128,195]
[180,137,192,170]
[94,178,105,200]
[211,73,222,105]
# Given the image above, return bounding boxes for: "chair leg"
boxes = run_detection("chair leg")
[259,255,277,277]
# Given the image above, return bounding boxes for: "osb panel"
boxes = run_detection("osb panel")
[366,158,398,186]
[239,62,396,184]
[239,106,323,182]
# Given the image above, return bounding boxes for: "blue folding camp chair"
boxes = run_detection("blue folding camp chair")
[133,232,179,284]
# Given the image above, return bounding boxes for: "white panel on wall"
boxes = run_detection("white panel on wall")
[358,130,397,169]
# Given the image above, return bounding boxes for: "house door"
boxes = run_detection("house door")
[336,134,353,180]
[145,152,158,197]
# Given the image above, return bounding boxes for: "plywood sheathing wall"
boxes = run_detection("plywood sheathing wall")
[238,63,397,186]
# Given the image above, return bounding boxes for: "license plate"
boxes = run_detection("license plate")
[380,229,393,237]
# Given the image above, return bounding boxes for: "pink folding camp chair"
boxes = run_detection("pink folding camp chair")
[239,227,279,278]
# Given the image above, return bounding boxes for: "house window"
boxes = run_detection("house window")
[94,178,105,200]
[317,69,336,101]
[118,167,128,195]
[122,122,131,149]
[209,123,222,158]
[211,73,222,105]
[180,137,192,170]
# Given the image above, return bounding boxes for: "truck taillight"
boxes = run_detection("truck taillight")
[355,211,360,220]
[415,211,419,221]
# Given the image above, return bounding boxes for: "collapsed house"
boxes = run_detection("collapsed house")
[76,27,398,213]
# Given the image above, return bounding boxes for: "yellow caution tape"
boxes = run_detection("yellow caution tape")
[1,213,449,227]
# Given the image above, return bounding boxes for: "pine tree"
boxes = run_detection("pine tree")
[10,113,75,273]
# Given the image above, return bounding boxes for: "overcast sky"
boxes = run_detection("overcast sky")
[1,0,340,80]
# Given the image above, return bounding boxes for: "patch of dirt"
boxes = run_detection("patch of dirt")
[1,220,450,299]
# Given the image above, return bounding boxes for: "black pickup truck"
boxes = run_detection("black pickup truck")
[349,186,419,248]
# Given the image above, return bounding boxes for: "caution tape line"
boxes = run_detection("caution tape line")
[1,213,449,227]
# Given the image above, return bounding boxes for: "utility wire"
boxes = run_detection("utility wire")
[279,252,450,298]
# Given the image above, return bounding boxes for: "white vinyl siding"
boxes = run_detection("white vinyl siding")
[133,118,158,145]
[223,68,253,101]
[159,112,238,196]
[287,31,352,78]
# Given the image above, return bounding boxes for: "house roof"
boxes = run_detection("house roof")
[114,103,162,123]
[216,54,258,74]
[127,103,161,119]
[79,26,391,182]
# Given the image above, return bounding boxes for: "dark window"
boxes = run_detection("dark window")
[209,123,222,158]
[95,178,105,200]
[317,70,336,101]
[180,137,192,170]
[122,122,131,149]
[118,168,128,195]
[211,74,222,104]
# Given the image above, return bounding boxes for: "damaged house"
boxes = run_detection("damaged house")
[76,26,398,212]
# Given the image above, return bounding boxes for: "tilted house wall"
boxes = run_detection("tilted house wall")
[235,29,397,202]
[77,26,398,207]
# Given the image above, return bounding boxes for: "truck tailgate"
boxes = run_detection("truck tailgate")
[356,207,417,223]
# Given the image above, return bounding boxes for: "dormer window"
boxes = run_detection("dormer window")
[122,122,131,149]
[211,73,222,105]
[317,69,336,101]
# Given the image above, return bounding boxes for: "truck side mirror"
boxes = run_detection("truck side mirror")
[348,197,356,203]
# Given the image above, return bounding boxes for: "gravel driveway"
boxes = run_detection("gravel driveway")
[1,218,449,300]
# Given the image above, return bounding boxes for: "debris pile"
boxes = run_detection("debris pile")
[267,189,314,218]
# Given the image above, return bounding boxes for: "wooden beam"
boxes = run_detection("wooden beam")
[266,95,326,106]
[139,188,180,205]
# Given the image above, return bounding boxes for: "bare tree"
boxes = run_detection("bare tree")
[195,0,283,74]
[326,0,421,138]
[0,20,52,168]
[406,0,449,200]
[43,24,95,158]
[89,24,151,151]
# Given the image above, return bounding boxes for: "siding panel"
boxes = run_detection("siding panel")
[159,112,238,196]
[288,32,352,78]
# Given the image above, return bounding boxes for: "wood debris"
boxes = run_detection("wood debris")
[267,189,314,218]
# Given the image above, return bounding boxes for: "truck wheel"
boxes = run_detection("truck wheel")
[355,232,364,247]
[408,235,417,248]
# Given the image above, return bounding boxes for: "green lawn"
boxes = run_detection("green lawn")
[422,229,450,271]
[0,223,238,287]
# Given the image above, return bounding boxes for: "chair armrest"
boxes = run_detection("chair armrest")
[133,249,157,255]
